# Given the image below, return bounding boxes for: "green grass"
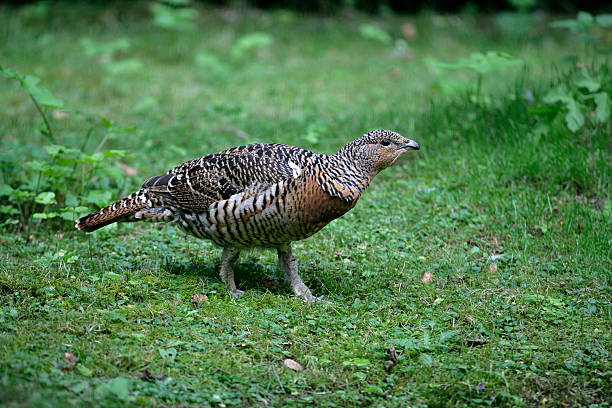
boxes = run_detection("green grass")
[1,3,611,407]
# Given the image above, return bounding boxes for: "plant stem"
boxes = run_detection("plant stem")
[29,94,57,144]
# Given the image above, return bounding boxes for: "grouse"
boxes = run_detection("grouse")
[76,129,420,301]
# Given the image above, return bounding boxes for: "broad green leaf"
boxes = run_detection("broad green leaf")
[352,358,370,367]
[595,14,612,27]
[76,365,93,377]
[573,69,600,92]
[12,190,35,201]
[83,190,112,207]
[0,65,20,80]
[35,192,57,205]
[550,20,580,31]
[439,330,461,343]
[80,37,131,57]
[102,149,127,157]
[94,377,131,401]
[21,75,65,109]
[81,152,105,162]
[33,212,59,219]
[159,347,178,362]
[151,3,198,32]
[0,205,19,215]
[0,184,13,197]
[232,32,274,58]
[543,84,585,131]
[565,99,585,132]
[98,114,114,128]
[359,24,392,44]
[194,52,230,77]
[103,58,143,75]
[577,11,594,29]
[593,92,611,123]
[390,338,421,350]
[543,84,574,105]
[44,145,64,157]
[434,51,522,74]
[59,211,75,221]
[420,353,434,364]
[26,160,49,172]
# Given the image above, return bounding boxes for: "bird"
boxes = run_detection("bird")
[76,129,420,302]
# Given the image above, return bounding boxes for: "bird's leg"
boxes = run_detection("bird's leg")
[220,247,243,298]
[277,245,315,303]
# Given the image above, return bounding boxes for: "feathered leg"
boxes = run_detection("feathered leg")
[277,245,315,302]
[220,247,243,298]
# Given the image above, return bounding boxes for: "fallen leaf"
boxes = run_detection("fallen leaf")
[191,293,207,307]
[283,358,303,371]
[401,22,417,39]
[421,272,434,283]
[140,369,165,382]
[116,162,138,177]
[263,279,279,290]
[488,263,498,273]
[65,352,77,366]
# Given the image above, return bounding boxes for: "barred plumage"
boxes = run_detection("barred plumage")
[76,129,420,301]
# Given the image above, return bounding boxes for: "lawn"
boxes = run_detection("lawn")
[0,3,610,407]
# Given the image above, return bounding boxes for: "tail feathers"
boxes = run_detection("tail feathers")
[76,189,171,232]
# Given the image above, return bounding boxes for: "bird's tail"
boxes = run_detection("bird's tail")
[76,189,172,232]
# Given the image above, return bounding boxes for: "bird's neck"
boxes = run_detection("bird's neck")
[309,152,376,202]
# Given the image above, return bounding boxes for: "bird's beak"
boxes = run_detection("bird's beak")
[400,139,420,151]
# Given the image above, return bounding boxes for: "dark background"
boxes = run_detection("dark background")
[2,0,611,14]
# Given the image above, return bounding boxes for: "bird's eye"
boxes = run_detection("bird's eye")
[380,139,391,147]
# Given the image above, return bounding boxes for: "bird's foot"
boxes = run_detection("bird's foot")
[302,292,332,305]
[230,289,245,299]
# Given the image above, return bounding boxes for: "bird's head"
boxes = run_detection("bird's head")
[338,129,420,174]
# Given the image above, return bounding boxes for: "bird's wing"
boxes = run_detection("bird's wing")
[141,146,308,212]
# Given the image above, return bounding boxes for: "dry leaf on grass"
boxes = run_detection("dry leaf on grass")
[421,272,434,283]
[62,352,77,372]
[283,358,303,371]
[64,352,77,366]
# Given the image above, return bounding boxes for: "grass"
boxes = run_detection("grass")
[1,3,611,407]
